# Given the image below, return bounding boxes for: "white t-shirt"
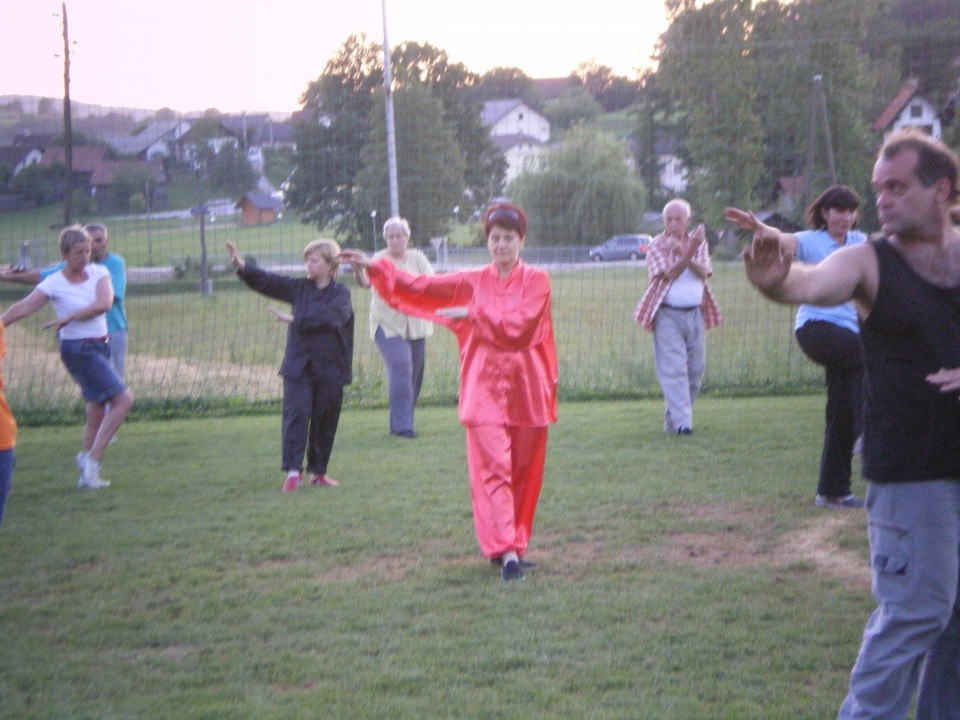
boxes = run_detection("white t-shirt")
[37,264,110,340]
[663,267,705,308]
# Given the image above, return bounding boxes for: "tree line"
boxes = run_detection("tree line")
[285,0,959,250]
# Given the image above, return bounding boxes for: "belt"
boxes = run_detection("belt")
[81,336,109,343]
[661,303,700,312]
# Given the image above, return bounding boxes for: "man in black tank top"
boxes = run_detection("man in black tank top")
[726,130,960,720]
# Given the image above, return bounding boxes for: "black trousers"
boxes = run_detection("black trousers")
[795,321,864,498]
[281,372,343,476]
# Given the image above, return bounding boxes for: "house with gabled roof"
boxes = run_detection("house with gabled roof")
[89,159,168,213]
[41,145,110,191]
[481,100,551,186]
[105,120,191,162]
[871,79,943,141]
[0,144,43,178]
[235,191,281,226]
[481,99,550,143]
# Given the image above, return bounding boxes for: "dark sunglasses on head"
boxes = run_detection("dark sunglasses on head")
[486,207,522,225]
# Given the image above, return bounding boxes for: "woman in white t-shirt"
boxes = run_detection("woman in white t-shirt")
[0,225,133,489]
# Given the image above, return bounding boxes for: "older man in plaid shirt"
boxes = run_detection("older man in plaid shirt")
[633,199,722,435]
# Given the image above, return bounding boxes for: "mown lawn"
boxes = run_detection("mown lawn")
[0,397,874,719]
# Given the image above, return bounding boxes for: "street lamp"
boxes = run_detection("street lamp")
[371,209,378,252]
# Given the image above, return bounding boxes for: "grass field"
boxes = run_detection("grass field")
[0,257,821,420]
[0,397,876,719]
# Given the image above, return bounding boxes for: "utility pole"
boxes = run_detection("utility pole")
[802,74,837,210]
[381,0,399,217]
[195,166,212,296]
[60,2,74,227]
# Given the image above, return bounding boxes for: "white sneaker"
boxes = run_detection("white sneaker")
[77,459,109,489]
[75,451,89,471]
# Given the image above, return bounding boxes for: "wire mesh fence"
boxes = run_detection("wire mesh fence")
[1,1,957,419]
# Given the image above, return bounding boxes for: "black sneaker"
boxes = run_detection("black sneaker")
[501,559,524,583]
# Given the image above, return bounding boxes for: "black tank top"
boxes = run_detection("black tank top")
[861,239,960,482]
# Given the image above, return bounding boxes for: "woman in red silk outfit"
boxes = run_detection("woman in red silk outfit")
[342,203,557,583]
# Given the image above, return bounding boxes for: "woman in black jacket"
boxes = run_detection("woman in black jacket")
[226,238,354,492]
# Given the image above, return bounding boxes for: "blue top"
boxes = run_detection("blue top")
[40,252,128,333]
[793,229,866,333]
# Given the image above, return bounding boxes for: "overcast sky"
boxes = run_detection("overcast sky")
[2,0,669,114]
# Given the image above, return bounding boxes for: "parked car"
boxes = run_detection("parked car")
[589,234,651,262]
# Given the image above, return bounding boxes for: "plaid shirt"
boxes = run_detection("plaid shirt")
[632,231,723,332]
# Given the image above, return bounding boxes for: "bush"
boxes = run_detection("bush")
[128,193,146,214]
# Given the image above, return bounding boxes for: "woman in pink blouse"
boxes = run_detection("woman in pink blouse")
[341,203,557,583]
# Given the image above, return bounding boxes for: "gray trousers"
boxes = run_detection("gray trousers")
[652,306,705,432]
[108,329,127,381]
[838,480,960,720]
[374,326,426,435]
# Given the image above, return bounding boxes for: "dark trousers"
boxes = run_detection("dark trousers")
[281,373,343,475]
[795,321,864,498]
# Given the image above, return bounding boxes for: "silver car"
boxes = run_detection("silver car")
[589,234,651,262]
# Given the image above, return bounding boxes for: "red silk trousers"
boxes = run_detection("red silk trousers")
[464,424,547,559]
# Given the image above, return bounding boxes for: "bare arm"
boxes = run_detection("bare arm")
[0,289,49,327]
[743,228,875,308]
[225,240,244,271]
[927,367,960,395]
[352,264,370,288]
[724,208,799,258]
[0,268,42,285]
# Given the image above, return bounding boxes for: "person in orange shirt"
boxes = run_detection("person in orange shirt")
[340,203,558,583]
[0,320,19,527]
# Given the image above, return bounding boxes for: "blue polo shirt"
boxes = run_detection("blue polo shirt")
[40,252,128,333]
[793,229,866,334]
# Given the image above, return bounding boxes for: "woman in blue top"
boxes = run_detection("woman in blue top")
[788,185,868,508]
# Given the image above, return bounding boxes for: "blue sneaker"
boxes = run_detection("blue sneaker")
[815,494,864,509]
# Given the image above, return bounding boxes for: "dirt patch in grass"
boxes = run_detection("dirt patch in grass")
[535,504,871,589]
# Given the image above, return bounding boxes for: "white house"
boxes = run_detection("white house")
[491,134,548,184]
[481,99,551,143]
[871,79,943,141]
[651,131,689,194]
[481,100,551,185]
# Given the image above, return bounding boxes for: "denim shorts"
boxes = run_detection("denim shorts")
[59,338,125,404]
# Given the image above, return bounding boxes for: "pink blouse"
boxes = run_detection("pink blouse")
[366,258,558,427]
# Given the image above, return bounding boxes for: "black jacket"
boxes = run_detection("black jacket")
[238,265,354,386]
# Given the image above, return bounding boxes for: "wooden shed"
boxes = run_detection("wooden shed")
[235,192,281,226]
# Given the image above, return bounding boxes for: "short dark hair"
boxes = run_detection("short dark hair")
[483,203,527,238]
[880,130,960,204]
[805,185,860,230]
[83,222,108,240]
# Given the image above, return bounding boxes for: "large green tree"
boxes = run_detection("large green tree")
[656,0,766,243]
[207,143,258,197]
[284,34,382,235]
[574,62,642,112]
[389,41,505,211]
[354,84,465,246]
[474,67,544,109]
[542,86,603,131]
[511,125,646,246]
[285,35,503,240]
[749,0,897,222]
